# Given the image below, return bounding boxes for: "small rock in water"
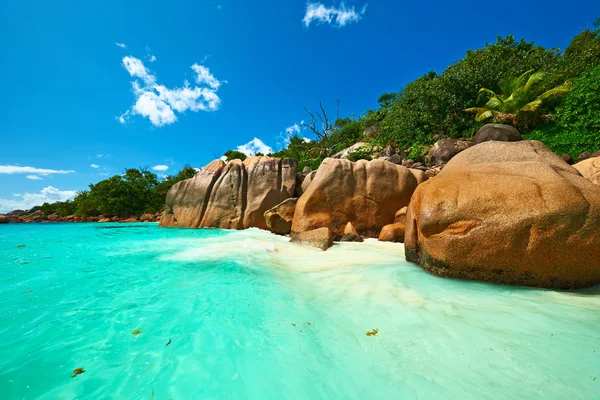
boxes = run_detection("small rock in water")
[132,329,141,335]
[366,329,379,336]
[17,245,26,248]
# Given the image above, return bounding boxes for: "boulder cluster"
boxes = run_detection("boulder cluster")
[156,124,600,289]
[0,211,161,224]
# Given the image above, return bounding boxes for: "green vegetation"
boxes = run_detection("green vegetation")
[464,70,570,130]
[264,20,600,166]
[37,166,196,218]
[223,150,247,161]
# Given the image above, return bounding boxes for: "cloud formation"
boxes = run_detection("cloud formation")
[237,138,273,156]
[27,175,43,180]
[303,2,367,27]
[119,55,224,127]
[0,165,74,175]
[152,165,169,171]
[115,42,127,49]
[0,186,77,213]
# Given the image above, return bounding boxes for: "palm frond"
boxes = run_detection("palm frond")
[478,88,497,97]
[475,109,499,122]
[524,71,546,91]
[520,99,542,112]
[536,84,570,101]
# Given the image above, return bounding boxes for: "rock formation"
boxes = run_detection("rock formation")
[474,123,522,144]
[378,207,407,243]
[264,198,298,235]
[404,140,600,289]
[160,157,297,229]
[290,227,334,251]
[427,139,473,164]
[339,222,363,242]
[573,156,600,185]
[291,158,422,239]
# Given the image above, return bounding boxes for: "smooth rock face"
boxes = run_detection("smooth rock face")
[160,157,297,230]
[290,227,334,251]
[378,223,405,243]
[331,142,367,159]
[405,140,600,289]
[291,158,420,238]
[474,123,522,144]
[301,171,317,193]
[573,157,600,185]
[264,198,298,235]
[394,207,408,224]
[428,139,473,164]
[339,222,363,242]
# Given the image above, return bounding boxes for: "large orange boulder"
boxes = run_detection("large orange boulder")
[573,156,600,185]
[291,158,422,238]
[160,157,297,229]
[405,140,600,289]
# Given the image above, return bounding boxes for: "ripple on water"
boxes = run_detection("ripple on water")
[0,223,598,399]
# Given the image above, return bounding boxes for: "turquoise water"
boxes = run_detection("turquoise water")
[0,223,598,399]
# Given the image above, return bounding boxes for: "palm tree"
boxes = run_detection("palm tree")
[465,69,571,130]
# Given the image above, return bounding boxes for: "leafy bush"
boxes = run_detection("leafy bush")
[532,65,600,156]
[223,150,247,161]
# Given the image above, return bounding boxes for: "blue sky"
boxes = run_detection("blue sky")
[0,0,598,212]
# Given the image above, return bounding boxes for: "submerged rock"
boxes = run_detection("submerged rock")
[160,157,297,230]
[291,158,421,239]
[264,198,298,235]
[573,156,600,185]
[290,227,333,251]
[405,140,600,289]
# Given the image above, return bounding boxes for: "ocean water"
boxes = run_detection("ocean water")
[0,223,598,400]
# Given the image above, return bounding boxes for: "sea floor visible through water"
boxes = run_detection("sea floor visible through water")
[0,223,598,399]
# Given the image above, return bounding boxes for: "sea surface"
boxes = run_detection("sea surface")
[0,223,598,400]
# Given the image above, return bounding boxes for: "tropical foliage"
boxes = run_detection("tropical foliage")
[267,21,600,164]
[465,70,570,130]
[37,166,197,217]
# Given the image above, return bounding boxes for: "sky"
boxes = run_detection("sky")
[0,0,599,212]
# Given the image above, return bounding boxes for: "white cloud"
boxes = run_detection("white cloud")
[237,138,273,156]
[191,64,222,89]
[0,186,77,213]
[27,175,43,180]
[119,56,224,127]
[0,165,74,175]
[90,164,99,169]
[286,123,302,136]
[122,56,155,85]
[149,55,157,62]
[115,42,127,49]
[303,2,367,28]
[152,165,169,171]
[118,110,130,124]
